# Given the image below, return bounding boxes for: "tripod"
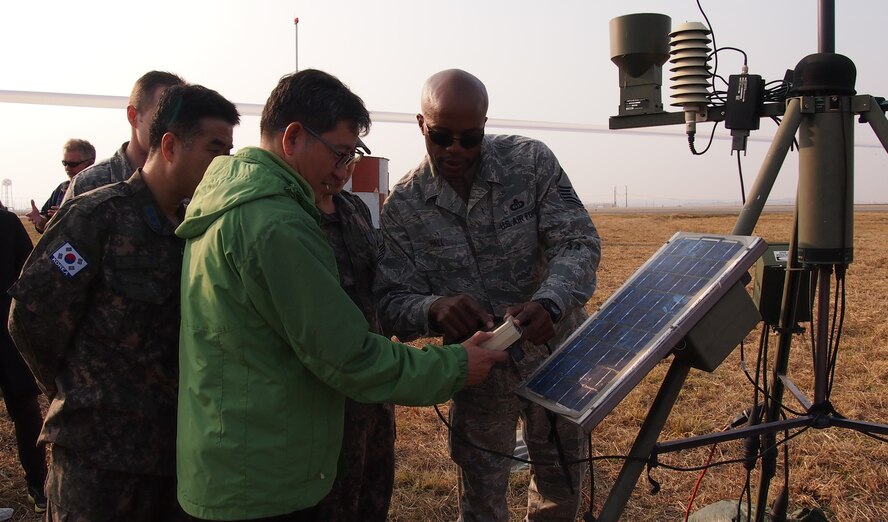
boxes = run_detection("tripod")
[596,11,888,522]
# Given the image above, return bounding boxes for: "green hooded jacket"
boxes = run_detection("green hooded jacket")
[175,147,468,520]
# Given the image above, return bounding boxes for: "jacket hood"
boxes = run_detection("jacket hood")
[176,147,318,239]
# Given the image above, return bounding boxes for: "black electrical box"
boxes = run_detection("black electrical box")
[753,243,812,325]
[725,74,765,131]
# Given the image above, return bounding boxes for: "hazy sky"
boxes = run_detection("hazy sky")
[2,0,887,210]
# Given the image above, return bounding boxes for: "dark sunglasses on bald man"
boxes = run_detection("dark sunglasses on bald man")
[425,125,484,149]
[61,159,92,168]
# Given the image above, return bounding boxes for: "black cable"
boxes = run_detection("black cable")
[809,269,818,368]
[690,121,720,155]
[737,153,746,204]
[746,470,753,522]
[828,271,846,395]
[695,0,721,103]
[432,404,634,467]
[736,472,751,522]
[739,326,804,416]
[585,433,596,522]
[709,47,748,66]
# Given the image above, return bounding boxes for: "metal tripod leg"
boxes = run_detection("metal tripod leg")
[861,95,888,153]
[597,361,692,522]
[733,98,803,237]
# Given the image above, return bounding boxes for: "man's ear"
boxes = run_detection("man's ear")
[160,132,178,162]
[126,105,139,128]
[281,122,303,157]
[416,114,424,133]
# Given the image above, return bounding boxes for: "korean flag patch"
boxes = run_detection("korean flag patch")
[51,242,88,277]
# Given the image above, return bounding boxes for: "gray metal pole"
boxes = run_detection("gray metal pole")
[818,0,835,53]
[733,98,803,236]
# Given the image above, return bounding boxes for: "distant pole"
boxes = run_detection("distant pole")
[613,186,617,207]
[624,186,628,208]
[294,17,300,71]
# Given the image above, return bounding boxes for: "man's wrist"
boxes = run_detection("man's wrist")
[534,298,562,323]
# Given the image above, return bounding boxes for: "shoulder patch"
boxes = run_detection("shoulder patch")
[557,183,584,208]
[51,242,88,277]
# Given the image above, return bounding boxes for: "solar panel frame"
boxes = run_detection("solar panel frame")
[515,232,767,432]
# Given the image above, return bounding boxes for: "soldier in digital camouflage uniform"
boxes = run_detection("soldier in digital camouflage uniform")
[63,70,185,203]
[313,140,397,522]
[8,84,239,522]
[375,69,601,522]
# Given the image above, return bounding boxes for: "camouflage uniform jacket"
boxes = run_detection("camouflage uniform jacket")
[64,142,134,202]
[376,135,601,387]
[320,191,390,425]
[8,170,183,475]
[320,191,384,336]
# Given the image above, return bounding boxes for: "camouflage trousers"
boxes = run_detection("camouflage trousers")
[45,445,188,522]
[314,400,396,522]
[449,389,586,522]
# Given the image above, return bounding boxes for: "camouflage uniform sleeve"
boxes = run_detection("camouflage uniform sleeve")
[62,174,79,204]
[7,203,104,397]
[375,196,441,341]
[531,145,601,313]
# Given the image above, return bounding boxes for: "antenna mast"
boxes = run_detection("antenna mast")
[294,17,300,71]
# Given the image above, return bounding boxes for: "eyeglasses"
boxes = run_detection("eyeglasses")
[425,125,485,149]
[302,125,361,169]
[61,158,92,168]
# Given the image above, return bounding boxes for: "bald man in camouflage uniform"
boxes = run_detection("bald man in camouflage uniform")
[375,69,601,521]
[8,85,239,522]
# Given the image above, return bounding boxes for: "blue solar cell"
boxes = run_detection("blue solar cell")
[517,233,766,431]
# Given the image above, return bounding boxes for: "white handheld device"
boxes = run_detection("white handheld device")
[479,316,523,351]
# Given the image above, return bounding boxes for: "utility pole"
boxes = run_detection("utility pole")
[625,186,628,208]
[613,186,617,208]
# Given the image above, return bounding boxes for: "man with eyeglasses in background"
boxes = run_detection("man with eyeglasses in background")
[175,68,507,522]
[25,139,95,233]
[63,70,185,203]
[374,69,601,522]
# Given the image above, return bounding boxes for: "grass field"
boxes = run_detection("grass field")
[2,211,887,521]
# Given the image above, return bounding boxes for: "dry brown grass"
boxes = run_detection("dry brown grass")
[389,211,888,521]
[3,212,887,521]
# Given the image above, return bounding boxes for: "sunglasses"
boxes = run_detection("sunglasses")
[61,159,92,168]
[302,125,361,169]
[425,126,484,149]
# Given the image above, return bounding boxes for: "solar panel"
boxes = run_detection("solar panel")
[516,232,766,432]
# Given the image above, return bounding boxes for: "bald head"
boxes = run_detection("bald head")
[420,69,489,119]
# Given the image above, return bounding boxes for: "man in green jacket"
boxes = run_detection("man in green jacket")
[176,69,508,522]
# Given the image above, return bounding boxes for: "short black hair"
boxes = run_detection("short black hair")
[259,69,370,139]
[148,84,241,150]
